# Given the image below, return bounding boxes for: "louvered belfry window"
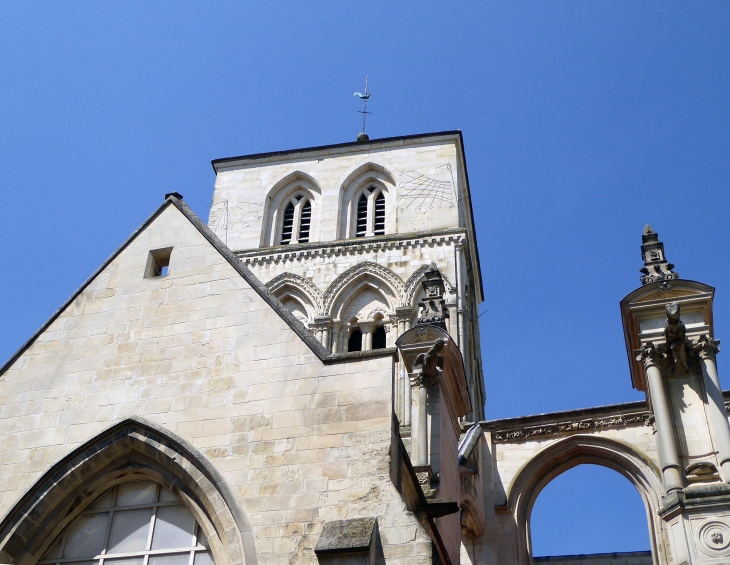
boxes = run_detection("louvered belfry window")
[298,199,311,243]
[39,480,214,565]
[373,192,385,235]
[356,193,368,237]
[352,187,386,238]
[279,194,312,245]
[280,201,295,244]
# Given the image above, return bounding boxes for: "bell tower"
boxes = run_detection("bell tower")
[621,227,730,564]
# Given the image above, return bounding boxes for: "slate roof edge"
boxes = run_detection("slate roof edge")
[210,130,463,170]
[169,196,332,360]
[0,199,176,378]
[0,195,338,377]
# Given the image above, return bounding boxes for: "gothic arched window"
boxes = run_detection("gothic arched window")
[279,194,311,245]
[39,480,214,565]
[352,186,386,238]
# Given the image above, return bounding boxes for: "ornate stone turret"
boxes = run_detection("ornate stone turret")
[415,266,450,331]
[622,228,730,564]
[640,225,678,285]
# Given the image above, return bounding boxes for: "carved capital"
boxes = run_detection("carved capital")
[693,334,721,361]
[635,342,665,368]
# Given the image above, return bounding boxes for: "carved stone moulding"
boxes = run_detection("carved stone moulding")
[696,519,730,557]
[236,231,466,267]
[491,411,653,442]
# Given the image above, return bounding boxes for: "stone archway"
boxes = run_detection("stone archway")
[0,416,257,565]
[507,435,665,565]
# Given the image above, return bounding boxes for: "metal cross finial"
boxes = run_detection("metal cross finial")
[353,76,371,135]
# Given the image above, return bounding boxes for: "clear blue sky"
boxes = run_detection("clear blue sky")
[1,1,728,557]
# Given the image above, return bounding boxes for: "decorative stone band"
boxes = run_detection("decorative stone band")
[235,229,466,267]
[489,410,654,442]
[484,392,730,444]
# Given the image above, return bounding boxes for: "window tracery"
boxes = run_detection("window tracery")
[39,481,213,565]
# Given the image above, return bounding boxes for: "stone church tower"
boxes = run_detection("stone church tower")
[0,131,486,565]
[2,130,730,565]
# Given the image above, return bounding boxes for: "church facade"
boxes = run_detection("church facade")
[0,131,728,565]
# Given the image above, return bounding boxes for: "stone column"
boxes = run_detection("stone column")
[313,316,331,350]
[455,240,465,348]
[411,373,428,467]
[396,307,413,340]
[360,322,373,351]
[636,343,683,493]
[404,365,412,426]
[694,335,730,481]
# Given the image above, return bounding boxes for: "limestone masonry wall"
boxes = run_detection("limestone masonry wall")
[0,204,430,565]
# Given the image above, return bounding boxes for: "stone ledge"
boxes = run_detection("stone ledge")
[314,517,377,554]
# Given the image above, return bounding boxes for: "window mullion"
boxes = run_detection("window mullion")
[146,505,158,551]
[367,192,375,236]
[292,200,302,244]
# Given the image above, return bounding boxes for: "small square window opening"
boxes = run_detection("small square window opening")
[145,247,173,278]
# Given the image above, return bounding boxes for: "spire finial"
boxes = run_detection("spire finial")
[354,77,371,142]
[639,226,678,285]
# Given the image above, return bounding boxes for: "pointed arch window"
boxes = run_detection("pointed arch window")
[39,480,214,565]
[279,194,312,245]
[352,186,387,238]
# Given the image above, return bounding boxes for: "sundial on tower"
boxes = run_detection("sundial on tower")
[397,164,457,213]
[209,200,264,232]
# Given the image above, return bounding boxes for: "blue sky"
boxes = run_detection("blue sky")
[1,1,729,557]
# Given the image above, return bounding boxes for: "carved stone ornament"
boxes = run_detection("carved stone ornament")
[697,520,730,556]
[415,269,449,330]
[693,334,721,360]
[664,302,690,373]
[635,342,665,368]
[639,225,679,285]
[412,338,446,387]
[492,410,653,442]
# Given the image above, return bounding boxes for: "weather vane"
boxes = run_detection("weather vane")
[353,76,371,141]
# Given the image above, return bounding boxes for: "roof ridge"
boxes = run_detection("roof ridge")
[0,195,340,377]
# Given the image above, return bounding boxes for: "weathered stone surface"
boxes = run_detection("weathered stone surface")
[314,517,377,554]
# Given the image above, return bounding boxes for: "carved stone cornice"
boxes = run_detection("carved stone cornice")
[235,230,466,267]
[693,334,721,361]
[490,410,654,442]
[635,341,665,369]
